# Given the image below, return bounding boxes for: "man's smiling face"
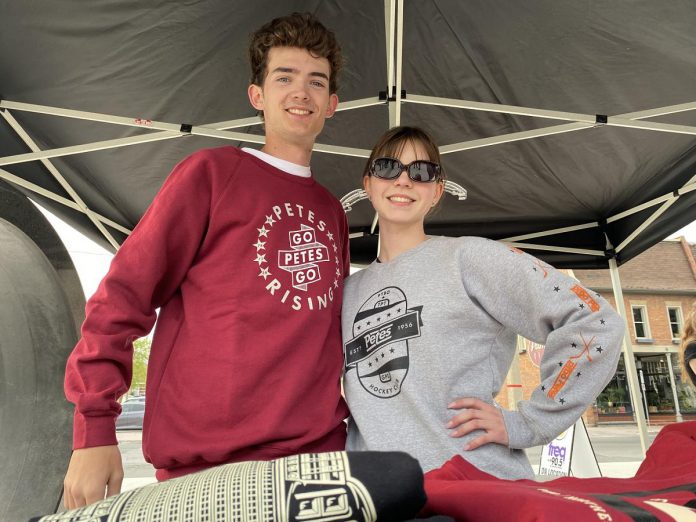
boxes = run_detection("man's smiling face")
[248,46,338,153]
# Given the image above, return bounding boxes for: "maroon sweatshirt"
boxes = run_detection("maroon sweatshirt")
[421,422,696,520]
[65,147,350,479]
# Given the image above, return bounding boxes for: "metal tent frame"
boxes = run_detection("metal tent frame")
[2,0,696,458]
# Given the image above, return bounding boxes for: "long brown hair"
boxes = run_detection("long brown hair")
[679,303,696,375]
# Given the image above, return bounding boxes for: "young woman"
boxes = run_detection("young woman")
[341,126,624,479]
[680,305,696,387]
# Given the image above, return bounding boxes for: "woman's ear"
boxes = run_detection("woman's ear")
[433,180,445,206]
[363,175,372,201]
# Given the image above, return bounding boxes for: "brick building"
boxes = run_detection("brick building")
[496,237,696,426]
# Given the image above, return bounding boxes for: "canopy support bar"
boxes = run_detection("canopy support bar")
[1,109,121,248]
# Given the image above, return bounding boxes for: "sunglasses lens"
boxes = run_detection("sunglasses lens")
[372,158,401,179]
[409,161,440,182]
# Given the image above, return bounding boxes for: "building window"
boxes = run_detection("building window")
[632,305,649,339]
[667,306,682,340]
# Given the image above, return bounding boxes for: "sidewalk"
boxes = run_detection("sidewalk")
[119,423,664,491]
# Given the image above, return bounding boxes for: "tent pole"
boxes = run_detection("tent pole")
[384,0,396,128]
[607,256,649,457]
[1,110,121,249]
[406,95,696,136]
[393,0,404,127]
[615,174,696,253]
[0,168,131,235]
[503,242,603,257]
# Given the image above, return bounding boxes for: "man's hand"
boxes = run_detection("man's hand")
[63,445,124,509]
[446,398,509,450]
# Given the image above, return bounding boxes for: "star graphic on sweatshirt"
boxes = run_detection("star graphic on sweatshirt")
[333,243,338,253]
[559,398,566,405]
[579,303,585,309]
[558,361,563,367]
[257,226,269,237]
[258,267,271,280]
[596,346,603,353]
[254,253,267,265]
[571,342,577,348]
[327,231,334,241]
[336,267,341,277]
[576,372,582,377]
[253,240,266,251]
[265,215,276,226]
[333,279,339,289]
[600,319,606,325]
[553,286,560,292]
[541,385,546,391]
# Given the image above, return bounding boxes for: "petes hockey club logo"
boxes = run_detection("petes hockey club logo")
[344,287,422,398]
[254,203,341,312]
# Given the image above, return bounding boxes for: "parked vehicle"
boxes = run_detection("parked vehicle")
[116,397,145,430]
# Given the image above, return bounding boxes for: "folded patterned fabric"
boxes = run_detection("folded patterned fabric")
[420,421,696,521]
[31,451,425,522]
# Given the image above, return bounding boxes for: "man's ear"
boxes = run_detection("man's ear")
[248,84,264,111]
[325,93,339,118]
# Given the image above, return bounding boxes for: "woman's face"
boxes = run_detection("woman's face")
[363,140,444,229]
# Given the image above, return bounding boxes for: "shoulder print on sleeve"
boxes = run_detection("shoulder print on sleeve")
[508,246,553,278]
[253,202,342,312]
[344,287,423,398]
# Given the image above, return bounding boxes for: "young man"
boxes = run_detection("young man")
[63,12,349,508]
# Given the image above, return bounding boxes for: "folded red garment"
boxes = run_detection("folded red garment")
[421,421,696,521]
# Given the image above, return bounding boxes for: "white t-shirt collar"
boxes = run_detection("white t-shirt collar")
[242,147,312,178]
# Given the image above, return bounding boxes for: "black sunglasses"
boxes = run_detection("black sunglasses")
[369,157,442,183]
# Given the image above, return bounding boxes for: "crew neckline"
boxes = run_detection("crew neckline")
[374,236,438,265]
[242,147,312,178]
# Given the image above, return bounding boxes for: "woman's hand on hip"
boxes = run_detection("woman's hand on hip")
[446,397,509,450]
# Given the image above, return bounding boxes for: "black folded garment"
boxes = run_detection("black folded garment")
[31,451,425,522]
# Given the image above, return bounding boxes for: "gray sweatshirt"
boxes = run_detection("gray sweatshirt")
[342,236,623,479]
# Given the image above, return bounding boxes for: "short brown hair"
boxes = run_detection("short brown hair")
[249,12,343,94]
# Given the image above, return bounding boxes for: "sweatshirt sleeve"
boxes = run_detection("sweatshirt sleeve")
[65,150,227,449]
[458,237,625,449]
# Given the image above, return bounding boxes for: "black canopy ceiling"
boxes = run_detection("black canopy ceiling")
[1,0,695,268]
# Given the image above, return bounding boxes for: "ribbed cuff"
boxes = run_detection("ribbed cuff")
[501,409,538,449]
[72,411,118,450]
